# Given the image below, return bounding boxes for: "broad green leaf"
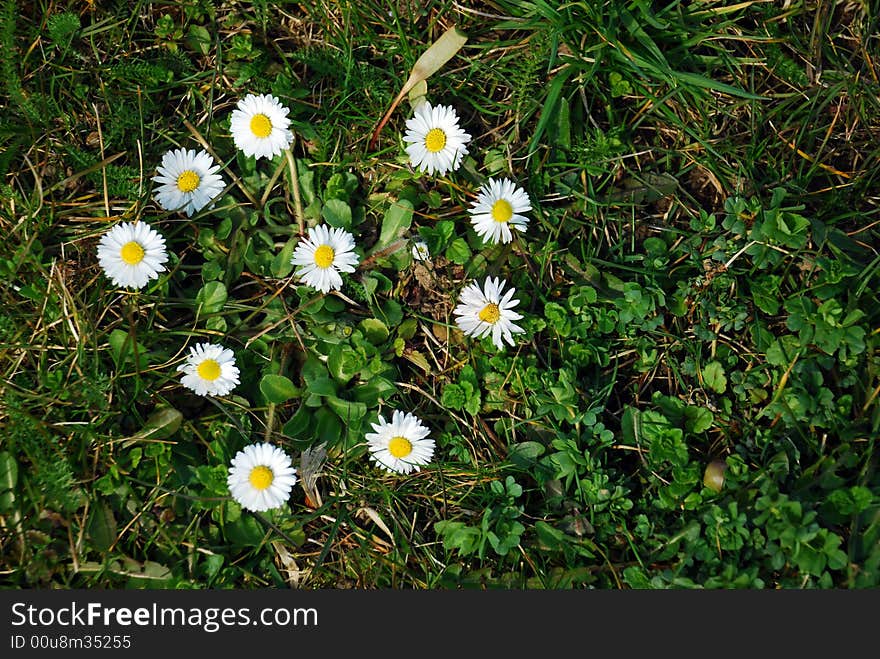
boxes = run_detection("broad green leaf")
[685,406,714,434]
[314,406,343,446]
[201,259,224,282]
[702,361,727,394]
[271,236,297,278]
[445,238,471,265]
[359,318,390,345]
[553,95,571,149]
[226,512,266,546]
[260,374,300,404]
[305,376,337,397]
[88,502,117,552]
[200,553,225,582]
[350,378,397,406]
[328,344,366,383]
[435,520,481,555]
[321,198,352,229]
[509,442,546,461]
[326,396,367,423]
[282,404,312,440]
[620,406,638,444]
[185,24,211,55]
[397,317,418,340]
[376,199,413,250]
[403,350,430,374]
[195,281,227,314]
[122,406,182,446]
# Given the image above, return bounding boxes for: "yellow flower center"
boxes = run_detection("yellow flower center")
[478,303,501,324]
[176,169,200,193]
[491,199,514,223]
[424,128,447,153]
[120,241,145,265]
[248,465,274,490]
[314,244,335,268]
[250,113,273,138]
[197,359,221,381]
[388,436,413,459]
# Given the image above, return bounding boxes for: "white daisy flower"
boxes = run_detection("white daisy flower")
[96,221,169,290]
[402,102,471,176]
[227,442,298,512]
[453,276,525,350]
[290,224,360,293]
[366,410,435,475]
[229,93,294,160]
[152,148,226,217]
[469,178,532,244]
[411,240,430,261]
[177,342,240,397]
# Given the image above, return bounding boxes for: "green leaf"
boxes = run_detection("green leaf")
[88,502,117,552]
[326,396,367,423]
[376,299,404,328]
[766,335,802,367]
[226,512,267,546]
[508,442,546,468]
[620,406,638,444]
[127,406,182,444]
[271,236,297,278]
[350,378,397,406]
[321,198,352,230]
[328,344,366,383]
[314,406,343,446]
[185,24,212,55]
[445,238,471,265]
[376,199,413,250]
[701,361,727,394]
[260,374,301,404]
[195,281,228,314]
[0,452,18,512]
[403,350,431,374]
[752,275,781,315]
[397,317,418,341]
[463,385,481,415]
[282,404,312,440]
[359,318,390,345]
[202,259,224,282]
[305,376,337,397]
[435,520,481,555]
[684,406,714,434]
